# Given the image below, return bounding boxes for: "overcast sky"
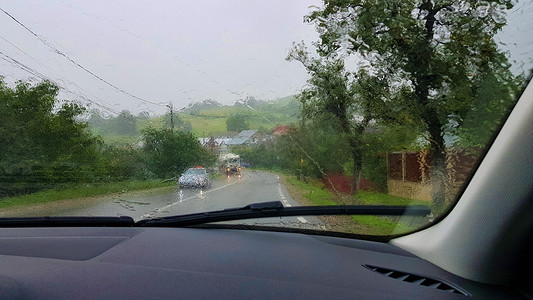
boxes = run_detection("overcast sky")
[0,0,321,115]
[1,1,531,116]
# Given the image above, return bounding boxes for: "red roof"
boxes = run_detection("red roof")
[272,125,290,136]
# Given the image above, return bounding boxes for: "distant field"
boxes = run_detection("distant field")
[89,95,299,141]
[180,114,228,135]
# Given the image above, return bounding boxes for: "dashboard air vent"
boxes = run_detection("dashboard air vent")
[363,265,469,296]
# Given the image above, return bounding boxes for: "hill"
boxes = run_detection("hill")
[87,95,300,144]
[179,95,300,135]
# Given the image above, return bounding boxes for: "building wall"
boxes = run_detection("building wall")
[387,149,482,202]
[388,179,432,202]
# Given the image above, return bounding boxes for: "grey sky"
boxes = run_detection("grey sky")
[0,0,321,115]
[1,1,531,116]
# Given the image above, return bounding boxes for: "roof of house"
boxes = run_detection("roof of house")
[226,137,249,145]
[272,126,290,136]
[236,130,258,138]
[226,130,259,145]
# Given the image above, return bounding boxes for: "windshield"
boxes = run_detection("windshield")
[184,169,206,176]
[0,0,532,237]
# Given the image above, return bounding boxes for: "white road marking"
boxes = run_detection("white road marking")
[297,217,308,224]
[142,175,312,225]
[139,182,237,220]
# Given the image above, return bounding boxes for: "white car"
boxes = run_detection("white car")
[178,167,211,188]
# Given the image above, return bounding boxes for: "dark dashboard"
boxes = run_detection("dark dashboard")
[0,227,522,299]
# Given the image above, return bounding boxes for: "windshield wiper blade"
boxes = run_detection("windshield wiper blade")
[0,216,135,227]
[135,201,430,227]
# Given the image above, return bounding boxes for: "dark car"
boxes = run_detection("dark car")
[178,167,210,188]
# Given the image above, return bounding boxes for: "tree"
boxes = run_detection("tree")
[109,110,137,135]
[226,114,250,132]
[141,128,215,178]
[0,80,104,196]
[285,55,374,192]
[294,0,519,207]
[456,66,522,147]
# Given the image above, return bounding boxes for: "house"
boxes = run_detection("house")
[226,130,260,146]
[198,137,232,153]
[272,125,290,136]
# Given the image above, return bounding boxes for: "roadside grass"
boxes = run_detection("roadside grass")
[282,174,423,235]
[0,180,176,209]
[356,191,428,206]
[285,176,337,206]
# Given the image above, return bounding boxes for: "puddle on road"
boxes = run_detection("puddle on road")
[112,198,151,211]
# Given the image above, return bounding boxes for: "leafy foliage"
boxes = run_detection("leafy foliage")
[0,80,104,196]
[290,0,521,206]
[235,122,352,179]
[226,113,250,132]
[109,110,138,135]
[141,128,215,178]
[0,79,218,198]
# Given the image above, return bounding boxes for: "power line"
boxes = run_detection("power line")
[0,35,35,59]
[0,51,121,115]
[0,34,122,113]
[0,7,165,108]
[0,51,172,129]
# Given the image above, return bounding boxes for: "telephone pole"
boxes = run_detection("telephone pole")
[167,103,174,130]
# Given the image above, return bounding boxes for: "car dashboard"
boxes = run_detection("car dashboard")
[0,226,522,299]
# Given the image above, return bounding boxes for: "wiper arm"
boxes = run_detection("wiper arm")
[135,201,430,227]
[0,216,135,227]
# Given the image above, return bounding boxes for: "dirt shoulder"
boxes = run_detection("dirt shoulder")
[0,186,175,218]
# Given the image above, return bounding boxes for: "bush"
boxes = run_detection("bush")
[141,128,216,178]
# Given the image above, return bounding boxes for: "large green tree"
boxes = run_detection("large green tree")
[0,80,104,196]
[226,113,250,132]
[293,0,519,206]
[141,128,215,178]
[107,110,137,136]
[285,55,377,191]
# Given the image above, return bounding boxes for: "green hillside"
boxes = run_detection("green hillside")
[179,96,299,135]
[88,95,300,144]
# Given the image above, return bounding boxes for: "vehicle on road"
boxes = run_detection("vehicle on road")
[219,153,241,176]
[178,167,211,188]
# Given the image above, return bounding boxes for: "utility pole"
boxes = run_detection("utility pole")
[167,103,174,130]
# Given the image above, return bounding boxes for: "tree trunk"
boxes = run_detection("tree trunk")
[352,148,362,194]
[428,122,447,209]
[415,2,447,208]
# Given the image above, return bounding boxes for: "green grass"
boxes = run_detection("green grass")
[0,180,176,209]
[285,176,337,206]
[350,191,427,234]
[283,175,421,235]
[356,191,428,206]
[180,114,228,135]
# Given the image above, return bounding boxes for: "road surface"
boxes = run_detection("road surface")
[13,170,323,229]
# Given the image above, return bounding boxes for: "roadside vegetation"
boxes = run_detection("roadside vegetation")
[0,80,214,204]
[281,174,426,236]
[0,179,175,209]
[236,0,524,216]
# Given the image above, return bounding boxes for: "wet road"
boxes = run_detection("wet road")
[58,170,323,229]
